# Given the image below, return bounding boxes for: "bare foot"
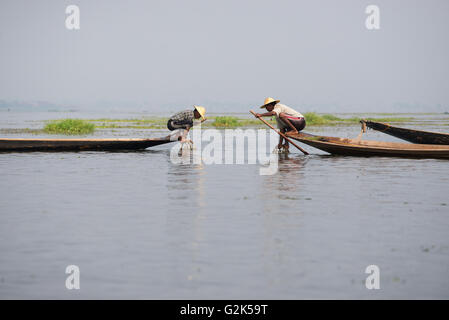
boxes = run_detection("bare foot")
[285,130,298,135]
[180,139,194,150]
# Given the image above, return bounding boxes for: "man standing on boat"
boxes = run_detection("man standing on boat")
[253,97,306,151]
[167,105,207,144]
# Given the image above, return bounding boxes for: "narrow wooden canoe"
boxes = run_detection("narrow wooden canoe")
[0,137,173,152]
[287,132,449,159]
[361,120,449,145]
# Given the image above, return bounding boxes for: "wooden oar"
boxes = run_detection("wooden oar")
[250,110,309,155]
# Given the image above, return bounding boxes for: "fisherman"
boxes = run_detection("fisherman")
[254,97,306,151]
[167,105,206,145]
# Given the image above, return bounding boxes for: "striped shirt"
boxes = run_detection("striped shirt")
[169,110,195,127]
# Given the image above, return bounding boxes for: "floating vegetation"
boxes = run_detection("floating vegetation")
[211,116,239,127]
[0,128,43,134]
[303,112,413,126]
[211,116,273,128]
[346,116,414,123]
[36,114,418,133]
[44,119,95,135]
[303,112,336,125]
[87,116,273,129]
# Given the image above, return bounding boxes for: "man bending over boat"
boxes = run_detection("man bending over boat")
[253,97,306,151]
[167,105,207,145]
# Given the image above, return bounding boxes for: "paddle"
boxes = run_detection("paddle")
[250,110,309,155]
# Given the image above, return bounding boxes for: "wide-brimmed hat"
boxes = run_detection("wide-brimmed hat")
[194,105,206,120]
[260,97,280,109]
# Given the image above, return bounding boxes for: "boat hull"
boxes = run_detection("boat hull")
[288,132,449,159]
[362,120,449,145]
[0,137,172,152]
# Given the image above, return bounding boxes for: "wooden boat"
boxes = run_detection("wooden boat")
[0,136,173,152]
[361,120,449,145]
[287,132,449,159]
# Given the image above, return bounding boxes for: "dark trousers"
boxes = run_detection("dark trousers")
[280,117,306,131]
[167,120,190,131]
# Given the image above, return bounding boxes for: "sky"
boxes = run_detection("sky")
[0,0,448,113]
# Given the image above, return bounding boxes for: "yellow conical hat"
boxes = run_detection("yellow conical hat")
[260,97,280,109]
[194,105,206,120]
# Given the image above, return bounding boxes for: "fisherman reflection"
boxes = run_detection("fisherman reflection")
[265,154,307,196]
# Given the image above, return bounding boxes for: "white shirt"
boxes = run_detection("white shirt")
[273,104,303,118]
[272,103,303,129]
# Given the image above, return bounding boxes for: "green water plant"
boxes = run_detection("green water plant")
[212,116,239,127]
[44,119,95,135]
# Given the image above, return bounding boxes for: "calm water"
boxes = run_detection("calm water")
[0,112,448,299]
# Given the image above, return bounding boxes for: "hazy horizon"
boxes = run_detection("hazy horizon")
[1,0,448,113]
